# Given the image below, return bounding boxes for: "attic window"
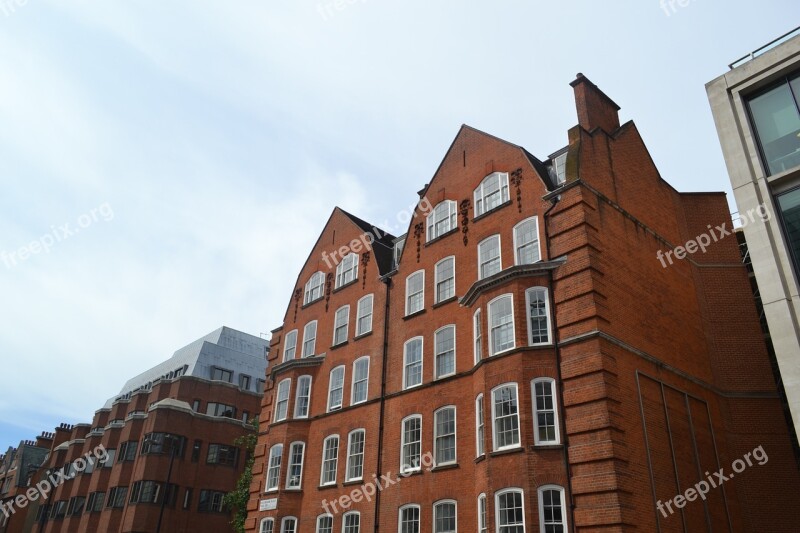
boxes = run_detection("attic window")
[554,153,567,184]
[474,172,509,217]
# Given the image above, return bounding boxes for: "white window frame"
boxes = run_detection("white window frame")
[525,287,551,346]
[333,305,350,346]
[398,504,421,533]
[426,200,457,241]
[302,320,318,357]
[351,356,370,405]
[294,375,312,419]
[473,308,483,364]
[478,235,502,280]
[265,444,283,492]
[345,429,366,482]
[260,517,275,533]
[434,256,456,303]
[495,488,526,533]
[433,499,458,533]
[280,517,297,533]
[356,294,374,336]
[531,378,560,445]
[478,493,487,533]
[554,152,567,185]
[327,365,345,412]
[537,485,567,533]
[475,394,485,457]
[433,406,457,466]
[400,414,422,473]
[304,271,325,304]
[403,337,424,390]
[434,325,456,380]
[320,435,339,486]
[488,294,516,356]
[335,253,359,288]
[274,379,291,422]
[513,216,541,265]
[282,330,298,362]
[286,441,305,490]
[405,270,425,315]
[343,511,361,533]
[474,171,510,216]
[491,383,521,451]
[316,514,334,533]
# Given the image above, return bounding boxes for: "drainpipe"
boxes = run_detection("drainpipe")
[374,275,392,532]
[543,195,576,533]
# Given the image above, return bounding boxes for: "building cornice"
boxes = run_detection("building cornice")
[459,261,566,307]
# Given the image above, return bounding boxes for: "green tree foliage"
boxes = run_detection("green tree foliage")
[224,418,259,533]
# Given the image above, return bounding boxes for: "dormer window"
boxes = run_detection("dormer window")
[335,253,359,288]
[554,152,567,184]
[474,172,509,217]
[426,200,457,241]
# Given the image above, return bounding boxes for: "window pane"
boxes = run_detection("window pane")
[778,188,800,282]
[435,326,455,378]
[407,272,424,314]
[479,236,501,279]
[353,358,369,403]
[497,491,525,532]
[322,437,339,484]
[436,258,455,302]
[317,516,333,533]
[347,431,365,480]
[357,295,373,335]
[402,417,422,471]
[400,506,420,533]
[527,288,549,344]
[515,218,540,264]
[748,79,800,175]
[435,408,456,464]
[493,386,520,449]
[434,502,456,533]
[329,367,345,410]
[490,296,514,354]
[404,339,423,388]
[303,321,317,357]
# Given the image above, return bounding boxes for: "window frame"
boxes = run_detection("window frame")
[327,365,346,412]
[433,406,457,466]
[294,375,312,419]
[427,199,457,241]
[495,488,526,533]
[513,216,541,265]
[525,287,552,346]
[260,517,275,533]
[434,256,456,303]
[356,294,374,336]
[320,435,340,486]
[400,414,422,473]
[478,493,487,533]
[274,378,291,422]
[302,320,318,357]
[433,499,458,533]
[474,171,510,217]
[345,429,366,482]
[434,325,456,380]
[343,511,361,533]
[265,444,283,492]
[405,270,425,316]
[282,330,298,362]
[491,383,521,452]
[304,271,325,304]
[335,253,359,288]
[531,378,560,445]
[537,485,567,533]
[398,504,421,533]
[280,517,298,533]
[403,337,424,390]
[478,235,502,280]
[286,441,306,490]
[333,305,350,346]
[488,294,516,356]
[476,394,485,457]
[351,356,370,405]
[473,308,483,364]
[316,514,334,533]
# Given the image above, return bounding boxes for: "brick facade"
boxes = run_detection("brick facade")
[247,74,800,532]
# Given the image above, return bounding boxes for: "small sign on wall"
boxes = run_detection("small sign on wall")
[259,498,277,511]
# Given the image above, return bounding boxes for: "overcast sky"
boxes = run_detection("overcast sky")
[0,1,794,449]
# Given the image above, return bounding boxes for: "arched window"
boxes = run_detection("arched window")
[538,485,567,533]
[427,200,457,241]
[265,444,283,491]
[274,379,291,422]
[433,500,457,533]
[495,488,526,532]
[302,321,317,357]
[320,435,340,486]
[400,414,422,473]
[335,253,359,288]
[492,383,520,451]
[474,172,510,216]
[304,271,325,304]
[488,294,515,355]
[514,217,541,265]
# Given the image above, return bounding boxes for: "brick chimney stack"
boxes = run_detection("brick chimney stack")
[570,73,621,134]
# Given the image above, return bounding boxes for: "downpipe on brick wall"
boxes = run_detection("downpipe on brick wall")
[544,194,576,533]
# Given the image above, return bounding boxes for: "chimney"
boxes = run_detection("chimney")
[570,73,621,134]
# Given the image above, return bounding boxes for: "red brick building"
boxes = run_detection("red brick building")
[2,326,268,533]
[247,75,800,532]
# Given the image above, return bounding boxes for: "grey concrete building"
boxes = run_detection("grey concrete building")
[707,27,800,436]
